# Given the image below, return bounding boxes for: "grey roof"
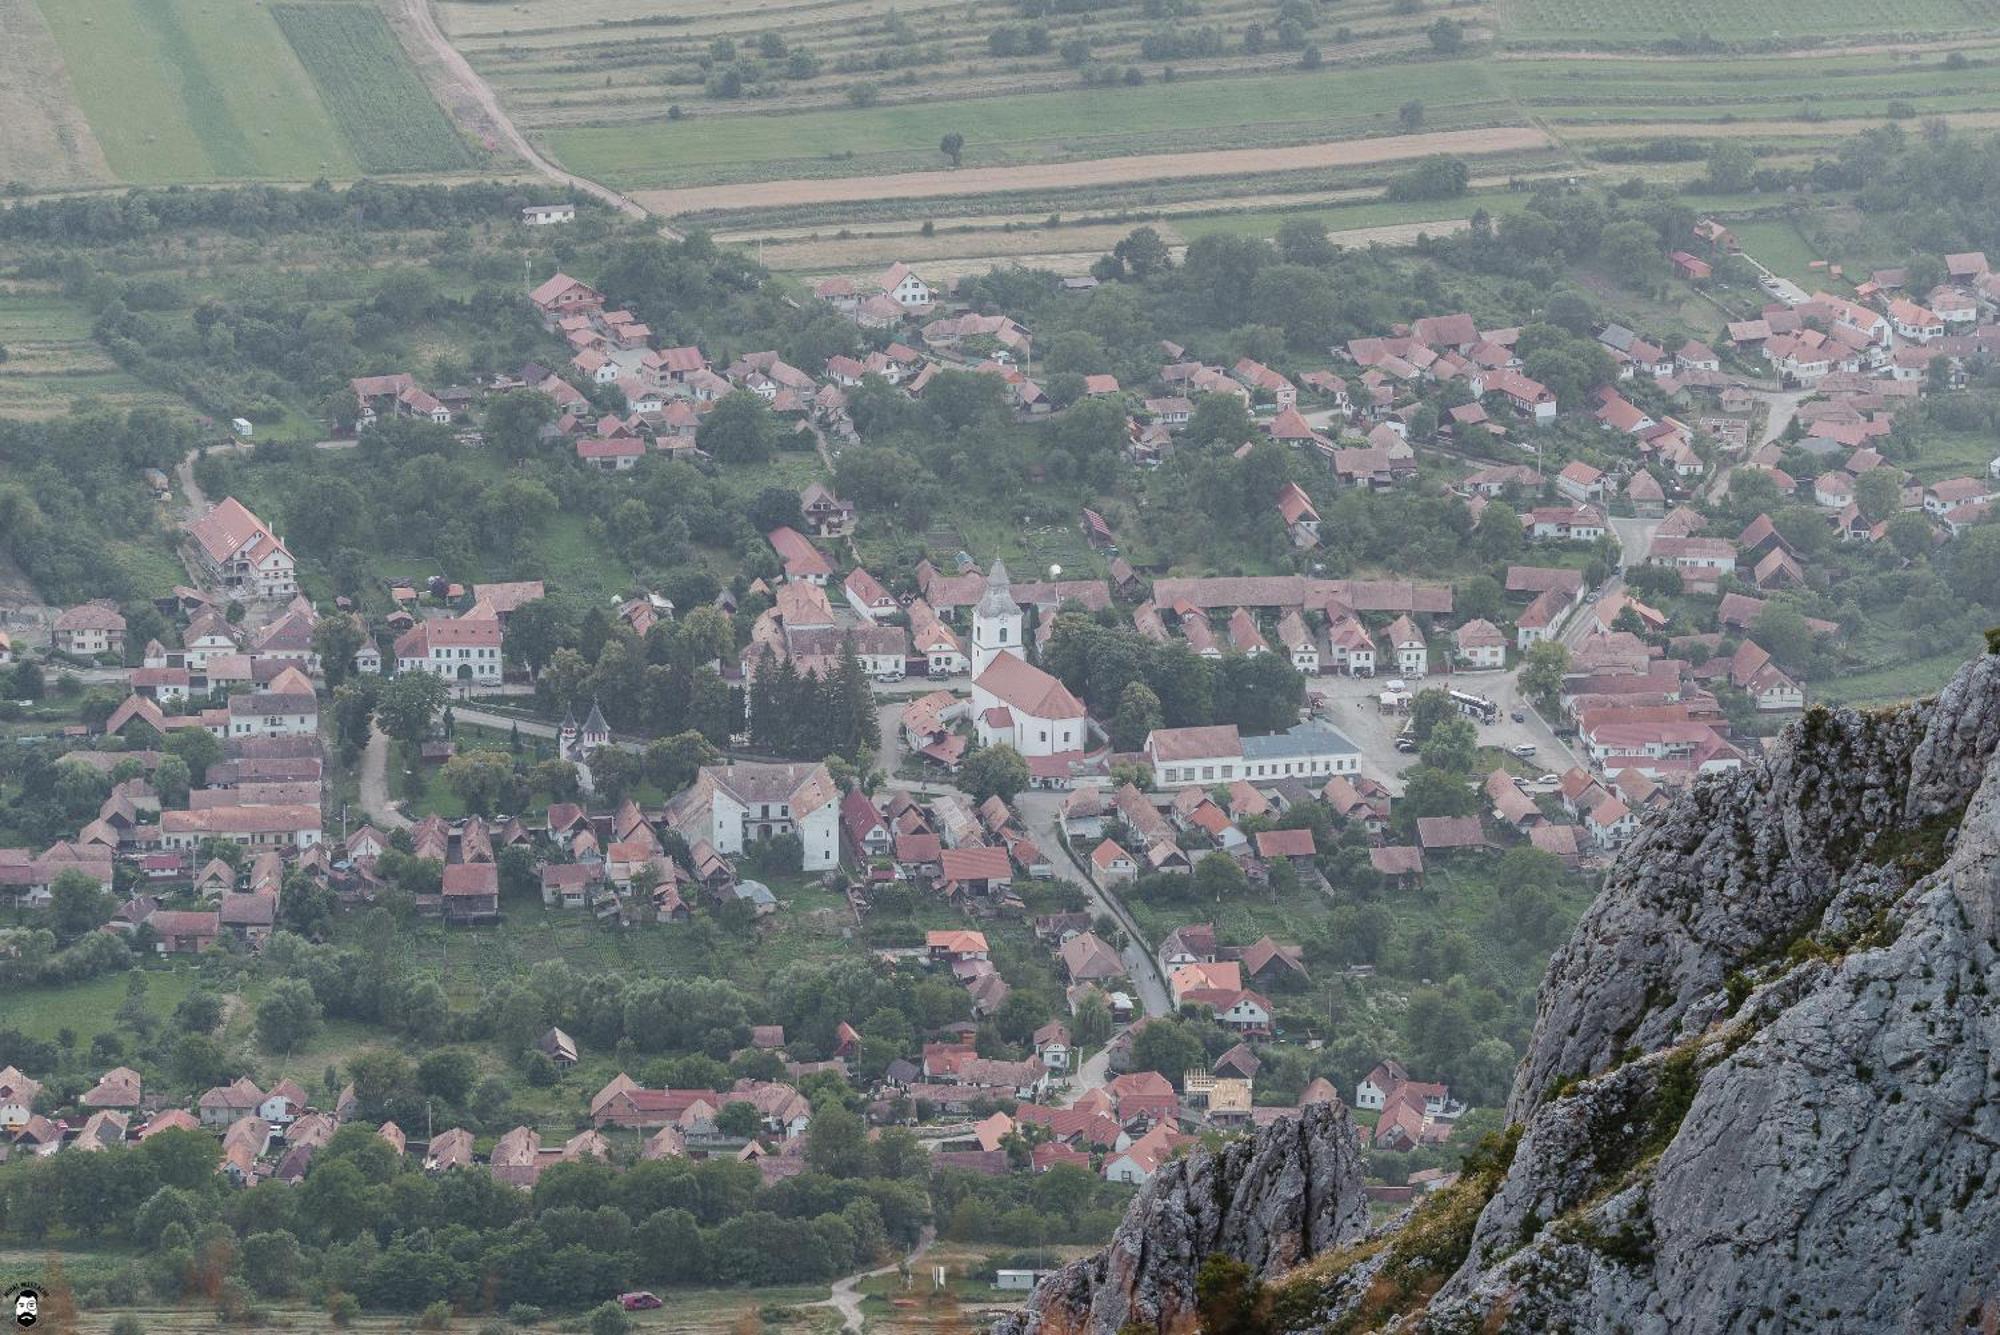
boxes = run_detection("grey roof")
[975,559,1020,620]
[734,880,778,908]
[1240,721,1359,761]
[582,701,609,735]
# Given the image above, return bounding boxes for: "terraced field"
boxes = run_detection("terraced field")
[0,286,180,419]
[1500,0,2000,46]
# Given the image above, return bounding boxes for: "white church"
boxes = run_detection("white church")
[968,561,1088,758]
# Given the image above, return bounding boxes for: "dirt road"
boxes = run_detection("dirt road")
[358,724,413,831]
[638,126,1552,216]
[389,0,653,223]
[815,1229,937,1333]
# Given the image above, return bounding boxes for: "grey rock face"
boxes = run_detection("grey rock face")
[1510,656,2000,1122]
[1010,657,2000,1335]
[1429,654,2000,1333]
[993,1103,1368,1335]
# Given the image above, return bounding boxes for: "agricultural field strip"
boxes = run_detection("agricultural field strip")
[32,0,360,184]
[707,174,1549,244]
[1500,0,1996,41]
[270,3,473,173]
[630,127,1552,214]
[552,63,1522,185]
[0,0,113,187]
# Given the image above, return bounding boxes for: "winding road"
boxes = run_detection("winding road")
[813,1228,937,1333]
[392,0,655,225]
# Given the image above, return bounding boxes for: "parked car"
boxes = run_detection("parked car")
[620,1292,664,1311]
[1511,743,1538,758]
[1510,709,1526,723]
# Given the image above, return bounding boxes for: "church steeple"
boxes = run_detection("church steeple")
[971,559,1024,676]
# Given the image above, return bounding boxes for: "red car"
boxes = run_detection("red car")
[620,1292,664,1311]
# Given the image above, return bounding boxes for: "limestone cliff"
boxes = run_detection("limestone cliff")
[1006,653,2000,1334]
[993,1103,1369,1335]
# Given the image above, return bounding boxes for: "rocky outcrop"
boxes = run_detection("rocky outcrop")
[1011,654,2000,1335]
[1420,654,2000,1332]
[994,1103,1367,1335]
[1509,655,2000,1121]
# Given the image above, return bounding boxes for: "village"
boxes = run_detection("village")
[4,204,2000,1263]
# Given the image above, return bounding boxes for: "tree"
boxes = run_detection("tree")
[1407,689,1456,743]
[50,869,111,942]
[1398,99,1424,131]
[1706,140,1755,193]
[1518,641,1569,712]
[484,389,559,460]
[1426,16,1464,52]
[1599,219,1663,287]
[1186,394,1256,449]
[256,979,324,1052]
[1419,715,1478,773]
[939,132,965,167]
[312,614,366,689]
[1112,226,1173,280]
[1072,989,1112,1046]
[1129,1020,1205,1085]
[697,391,781,463]
[1886,511,1934,560]
[504,599,573,677]
[441,750,514,816]
[1110,680,1164,752]
[716,1100,762,1138]
[1753,603,1815,669]
[417,1049,478,1105]
[805,1099,871,1177]
[1947,526,2000,610]
[960,744,1029,804]
[589,746,641,804]
[163,726,221,785]
[240,1230,302,1297]
[377,671,448,747]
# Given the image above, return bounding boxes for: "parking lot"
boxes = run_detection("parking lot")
[1305,667,1584,794]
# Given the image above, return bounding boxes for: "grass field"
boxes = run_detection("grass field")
[34,0,361,183]
[272,3,475,172]
[1501,0,1999,44]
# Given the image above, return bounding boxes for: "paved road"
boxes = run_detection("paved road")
[393,0,656,225]
[873,697,1173,1017]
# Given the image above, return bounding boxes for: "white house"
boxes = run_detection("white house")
[673,761,840,871]
[185,497,297,599]
[521,203,577,226]
[1453,619,1506,671]
[226,687,318,739]
[161,806,322,851]
[1144,721,1360,788]
[1384,615,1428,678]
[875,262,934,311]
[394,615,503,685]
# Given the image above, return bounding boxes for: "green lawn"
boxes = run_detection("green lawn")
[3,967,203,1046]
[35,0,361,183]
[1815,649,1969,706]
[544,62,1517,188]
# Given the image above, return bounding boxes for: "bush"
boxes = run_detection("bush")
[508,1304,546,1326]
[420,1299,452,1329]
[328,1291,360,1326]
[588,1303,633,1335]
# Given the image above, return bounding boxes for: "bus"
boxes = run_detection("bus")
[1449,689,1499,724]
